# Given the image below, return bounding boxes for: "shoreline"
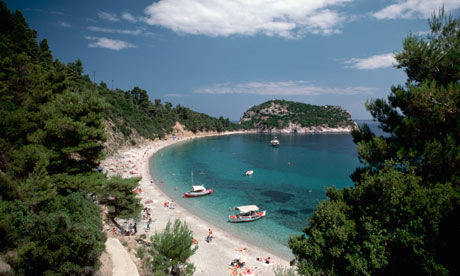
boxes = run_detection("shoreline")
[101,130,292,275]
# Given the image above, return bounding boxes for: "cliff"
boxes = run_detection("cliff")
[239,100,355,133]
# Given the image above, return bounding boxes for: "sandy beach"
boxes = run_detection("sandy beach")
[100,131,292,276]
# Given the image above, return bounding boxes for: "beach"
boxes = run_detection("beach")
[100,131,292,276]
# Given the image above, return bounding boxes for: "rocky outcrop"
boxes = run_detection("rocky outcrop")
[103,120,242,156]
[256,121,354,133]
[103,119,151,156]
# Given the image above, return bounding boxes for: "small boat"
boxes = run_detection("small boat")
[245,170,254,176]
[184,185,213,198]
[228,205,266,223]
[270,137,280,147]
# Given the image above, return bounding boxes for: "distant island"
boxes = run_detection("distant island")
[239,100,355,133]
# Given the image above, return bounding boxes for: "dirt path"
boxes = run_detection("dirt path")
[105,238,140,276]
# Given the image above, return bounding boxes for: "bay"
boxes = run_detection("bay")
[149,127,369,259]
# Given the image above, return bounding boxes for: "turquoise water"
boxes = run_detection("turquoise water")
[149,133,360,259]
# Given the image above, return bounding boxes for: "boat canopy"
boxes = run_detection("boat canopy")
[192,185,205,192]
[235,205,259,213]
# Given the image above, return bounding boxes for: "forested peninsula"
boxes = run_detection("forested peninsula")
[239,100,355,133]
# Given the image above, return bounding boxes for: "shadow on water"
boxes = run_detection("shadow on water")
[276,209,298,215]
[261,190,295,203]
[299,208,316,214]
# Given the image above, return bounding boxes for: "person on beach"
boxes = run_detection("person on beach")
[206,228,213,243]
[256,256,272,264]
[133,222,137,234]
[264,257,272,264]
[206,228,214,243]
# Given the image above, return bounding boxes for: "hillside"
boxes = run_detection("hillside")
[0,2,243,274]
[239,100,355,133]
[98,84,245,155]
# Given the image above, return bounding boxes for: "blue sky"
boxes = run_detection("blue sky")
[5,0,460,120]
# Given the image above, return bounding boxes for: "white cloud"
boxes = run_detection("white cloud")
[88,26,143,36]
[164,93,187,97]
[58,21,71,28]
[85,36,136,50]
[122,12,137,22]
[98,11,120,22]
[195,81,375,96]
[373,0,460,19]
[51,11,65,15]
[344,53,397,70]
[142,0,353,38]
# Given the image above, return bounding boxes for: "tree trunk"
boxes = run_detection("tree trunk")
[110,216,124,231]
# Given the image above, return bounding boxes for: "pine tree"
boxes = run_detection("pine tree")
[147,219,198,276]
[290,9,460,276]
[97,176,142,229]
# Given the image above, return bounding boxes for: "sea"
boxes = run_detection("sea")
[149,120,383,259]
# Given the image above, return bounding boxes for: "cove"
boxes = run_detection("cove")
[149,133,361,259]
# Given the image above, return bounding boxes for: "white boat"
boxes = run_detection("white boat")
[184,185,213,198]
[245,170,254,176]
[270,137,280,147]
[228,205,266,223]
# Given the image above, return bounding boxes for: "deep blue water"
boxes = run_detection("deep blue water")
[149,121,384,258]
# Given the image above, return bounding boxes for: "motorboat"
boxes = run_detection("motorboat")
[228,205,266,223]
[245,170,254,176]
[184,185,213,198]
[270,137,280,147]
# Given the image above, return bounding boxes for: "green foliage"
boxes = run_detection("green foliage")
[240,100,353,130]
[396,8,460,87]
[290,165,459,276]
[273,265,297,276]
[0,192,106,276]
[136,246,146,260]
[0,1,145,274]
[291,10,460,276]
[146,219,197,276]
[0,1,240,273]
[97,176,142,227]
[100,85,242,141]
[354,9,460,184]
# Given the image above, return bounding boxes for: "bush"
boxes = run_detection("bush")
[146,219,198,276]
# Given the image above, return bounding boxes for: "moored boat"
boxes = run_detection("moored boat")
[245,170,254,176]
[184,185,213,198]
[270,137,280,147]
[228,205,266,223]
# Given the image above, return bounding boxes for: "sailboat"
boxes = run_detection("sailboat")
[183,171,213,198]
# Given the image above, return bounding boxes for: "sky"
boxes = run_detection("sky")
[5,0,460,120]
